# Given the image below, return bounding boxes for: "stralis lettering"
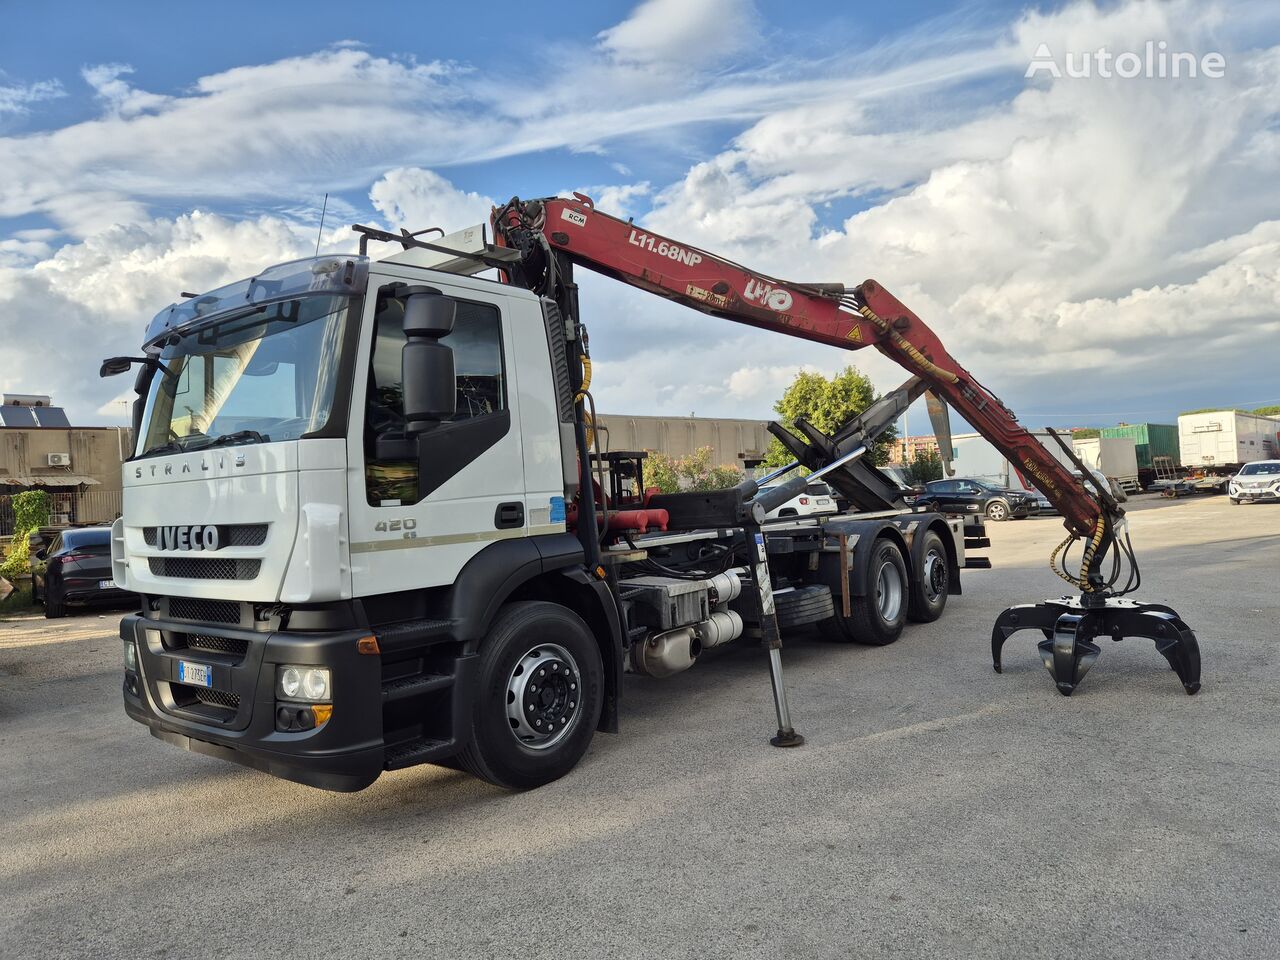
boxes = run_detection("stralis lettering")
[157,525,221,552]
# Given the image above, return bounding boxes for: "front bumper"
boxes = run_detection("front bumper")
[121,612,385,791]
[1233,488,1279,501]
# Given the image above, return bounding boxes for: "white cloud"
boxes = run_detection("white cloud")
[368,168,494,233]
[597,0,761,67]
[2,0,1280,428]
[0,77,65,115]
[0,211,340,418]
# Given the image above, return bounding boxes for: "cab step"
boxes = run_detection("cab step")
[373,617,455,654]
[384,737,456,770]
[381,672,454,702]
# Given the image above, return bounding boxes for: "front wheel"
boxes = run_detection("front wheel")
[986,500,1009,521]
[458,601,603,789]
[1229,498,1241,505]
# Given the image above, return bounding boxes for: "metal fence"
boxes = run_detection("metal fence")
[0,489,123,537]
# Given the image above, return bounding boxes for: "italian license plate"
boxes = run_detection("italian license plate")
[178,661,213,688]
[99,579,116,589]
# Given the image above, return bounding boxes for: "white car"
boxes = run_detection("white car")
[762,480,839,519]
[1229,460,1280,504]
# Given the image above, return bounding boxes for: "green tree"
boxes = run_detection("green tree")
[1071,428,1101,440]
[761,367,897,470]
[1253,405,1280,417]
[0,489,51,580]
[902,448,944,485]
[643,446,742,494]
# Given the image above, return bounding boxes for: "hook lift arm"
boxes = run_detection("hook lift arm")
[492,194,1200,697]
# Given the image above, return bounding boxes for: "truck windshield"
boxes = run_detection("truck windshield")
[136,294,356,458]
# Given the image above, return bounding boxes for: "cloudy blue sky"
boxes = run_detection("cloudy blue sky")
[1,0,1278,432]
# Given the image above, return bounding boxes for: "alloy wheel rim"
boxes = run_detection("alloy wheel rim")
[506,643,582,750]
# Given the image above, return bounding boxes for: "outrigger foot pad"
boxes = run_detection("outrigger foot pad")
[991,596,1201,696]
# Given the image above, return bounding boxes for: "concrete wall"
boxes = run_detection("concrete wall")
[594,414,773,468]
[0,427,132,526]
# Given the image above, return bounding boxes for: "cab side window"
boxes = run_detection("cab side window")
[364,286,506,505]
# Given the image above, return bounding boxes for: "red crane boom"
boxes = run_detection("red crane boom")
[491,192,1201,696]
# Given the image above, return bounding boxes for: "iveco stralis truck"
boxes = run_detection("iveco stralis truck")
[106,227,973,792]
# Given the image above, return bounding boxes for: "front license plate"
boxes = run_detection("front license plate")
[99,579,116,589]
[178,661,213,688]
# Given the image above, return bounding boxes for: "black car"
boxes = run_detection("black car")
[32,527,132,619]
[913,478,1037,521]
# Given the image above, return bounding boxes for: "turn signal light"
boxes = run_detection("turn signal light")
[356,635,381,655]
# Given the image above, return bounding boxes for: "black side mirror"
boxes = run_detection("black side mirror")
[34,549,46,561]
[401,287,457,433]
[100,357,137,377]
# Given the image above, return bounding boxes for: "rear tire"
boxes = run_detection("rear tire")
[43,582,66,619]
[907,530,949,623]
[457,601,603,790]
[819,538,908,646]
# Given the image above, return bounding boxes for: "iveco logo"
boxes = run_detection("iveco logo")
[158,525,221,551]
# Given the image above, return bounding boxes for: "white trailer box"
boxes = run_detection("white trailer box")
[1072,437,1140,492]
[1178,411,1280,470]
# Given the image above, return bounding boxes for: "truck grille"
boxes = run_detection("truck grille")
[144,524,267,547]
[168,597,241,624]
[164,631,250,661]
[171,682,241,714]
[149,557,261,580]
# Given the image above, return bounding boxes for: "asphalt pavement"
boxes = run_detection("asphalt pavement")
[1,495,1277,959]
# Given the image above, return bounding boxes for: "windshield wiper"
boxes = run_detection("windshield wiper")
[206,429,269,448]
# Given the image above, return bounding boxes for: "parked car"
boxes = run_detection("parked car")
[1229,460,1280,504]
[761,480,839,519]
[31,526,132,619]
[912,478,1037,521]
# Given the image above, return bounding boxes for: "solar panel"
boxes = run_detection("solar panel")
[0,406,38,427]
[32,406,71,427]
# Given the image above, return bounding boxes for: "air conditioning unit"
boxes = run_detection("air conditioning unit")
[47,453,71,467]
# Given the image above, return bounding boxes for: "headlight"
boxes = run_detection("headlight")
[123,640,138,671]
[277,665,331,703]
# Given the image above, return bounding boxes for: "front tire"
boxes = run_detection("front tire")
[986,500,1009,521]
[1230,498,1241,505]
[819,538,908,646]
[458,601,603,790]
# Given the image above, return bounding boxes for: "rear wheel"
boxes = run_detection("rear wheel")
[43,580,66,619]
[457,601,603,790]
[986,500,1009,521]
[819,538,908,646]
[907,530,949,623]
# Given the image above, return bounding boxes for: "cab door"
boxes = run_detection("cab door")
[345,270,527,596]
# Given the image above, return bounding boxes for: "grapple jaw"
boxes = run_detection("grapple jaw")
[992,596,1201,696]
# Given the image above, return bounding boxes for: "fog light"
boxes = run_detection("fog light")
[123,640,138,671]
[276,665,331,703]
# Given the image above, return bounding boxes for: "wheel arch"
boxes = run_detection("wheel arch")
[445,535,622,734]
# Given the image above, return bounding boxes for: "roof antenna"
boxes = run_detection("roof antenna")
[315,192,329,256]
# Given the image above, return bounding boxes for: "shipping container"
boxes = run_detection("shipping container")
[1178,411,1280,470]
[1100,423,1179,469]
